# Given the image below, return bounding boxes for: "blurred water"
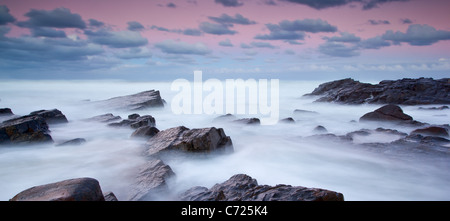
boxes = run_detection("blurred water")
[0,80,449,201]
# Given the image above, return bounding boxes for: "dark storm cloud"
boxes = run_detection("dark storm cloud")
[199,22,237,35]
[283,0,409,10]
[17,7,86,29]
[127,21,145,31]
[382,24,450,46]
[214,0,244,7]
[208,13,256,25]
[0,5,16,25]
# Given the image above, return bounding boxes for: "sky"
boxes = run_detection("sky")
[0,0,450,81]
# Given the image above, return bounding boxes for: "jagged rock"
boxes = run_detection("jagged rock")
[103,191,118,201]
[128,159,175,201]
[29,109,68,124]
[146,126,233,156]
[108,115,156,129]
[10,177,105,201]
[233,118,260,125]
[180,174,344,201]
[304,78,450,105]
[97,90,164,111]
[131,126,159,138]
[84,113,122,123]
[128,113,140,120]
[0,108,13,116]
[0,115,53,145]
[411,126,449,137]
[55,138,86,146]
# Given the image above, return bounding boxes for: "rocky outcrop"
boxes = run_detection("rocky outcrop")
[83,113,122,123]
[97,90,165,111]
[128,159,175,201]
[0,108,13,116]
[29,109,68,124]
[0,115,53,145]
[146,126,233,156]
[108,114,156,129]
[10,177,105,201]
[180,174,344,201]
[131,126,159,138]
[359,104,424,126]
[304,78,450,105]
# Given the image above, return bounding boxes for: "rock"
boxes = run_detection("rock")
[84,113,122,123]
[0,108,13,116]
[128,159,175,201]
[146,126,233,156]
[29,109,68,124]
[128,113,140,120]
[180,174,344,201]
[293,109,319,115]
[108,115,156,129]
[360,105,412,122]
[233,118,261,125]
[97,90,165,111]
[419,105,449,110]
[279,117,295,124]
[0,115,53,145]
[55,138,86,146]
[10,177,105,201]
[304,78,450,105]
[411,126,449,137]
[131,126,159,138]
[313,125,328,133]
[212,113,236,123]
[103,191,118,201]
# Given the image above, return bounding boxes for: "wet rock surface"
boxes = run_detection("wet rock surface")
[0,115,53,145]
[96,90,165,111]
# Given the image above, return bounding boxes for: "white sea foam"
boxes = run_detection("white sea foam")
[0,80,449,201]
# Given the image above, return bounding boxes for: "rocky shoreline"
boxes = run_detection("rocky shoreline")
[2,78,450,201]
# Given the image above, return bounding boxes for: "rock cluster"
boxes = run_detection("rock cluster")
[304,78,450,105]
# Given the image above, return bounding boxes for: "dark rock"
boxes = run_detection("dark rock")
[313,125,328,133]
[29,109,68,124]
[0,116,53,145]
[108,115,156,129]
[128,113,140,120]
[304,78,450,105]
[279,117,295,124]
[233,118,261,125]
[0,108,13,116]
[131,126,159,138]
[103,191,118,201]
[56,138,86,147]
[411,126,449,137]
[146,126,233,156]
[293,109,319,115]
[212,113,236,123]
[128,159,175,201]
[84,113,122,123]
[360,105,412,122]
[98,90,164,111]
[180,174,344,201]
[419,105,449,110]
[10,177,105,201]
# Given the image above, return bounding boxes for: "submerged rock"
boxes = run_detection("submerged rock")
[0,108,13,116]
[146,126,233,156]
[0,115,53,145]
[84,113,122,123]
[108,115,156,129]
[10,177,105,201]
[359,104,424,126]
[128,159,175,201]
[97,90,164,111]
[411,126,449,138]
[233,118,261,125]
[304,78,450,105]
[180,174,344,201]
[55,138,86,147]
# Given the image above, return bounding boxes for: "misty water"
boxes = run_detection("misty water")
[0,80,449,201]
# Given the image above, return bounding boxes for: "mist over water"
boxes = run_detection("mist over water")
[0,80,449,201]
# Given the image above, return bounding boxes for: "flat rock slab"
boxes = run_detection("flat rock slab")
[10,177,105,201]
[180,174,344,201]
[97,90,164,111]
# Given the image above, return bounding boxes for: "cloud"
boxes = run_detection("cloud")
[382,24,450,46]
[368,19,390,25]
[0,5,16,25]
[250,41,277,49]
[319,41,360,57]
[127,21,145,31]
[17,7,86,29]
[154,39,211,55]
[323,32,361,43]
[214,0,244,7]
[31,27,67,38]
[219,39,233,47]
[85,29,148,48]
[167,3,177,8]
[278,19,337,33]
[208,13,256,25]
[150,25,202,36]
[88,19,105,27]
[115,47,152,59]
[358,36,391,49]
[283,0,409,10]
[199,22,237,35]
[400,18,413,24]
